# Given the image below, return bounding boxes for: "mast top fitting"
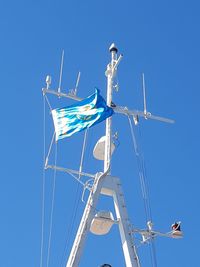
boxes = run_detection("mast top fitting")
[109,43,118,53]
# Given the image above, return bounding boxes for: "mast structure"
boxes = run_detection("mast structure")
[65,44,140,267]
[42,44,181,267]
[104,44,117,172]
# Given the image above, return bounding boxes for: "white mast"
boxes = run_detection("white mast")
[104,43,117,172]
[42,44,180,267]
[65,44,140,267]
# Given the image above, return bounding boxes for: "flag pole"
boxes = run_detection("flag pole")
[104,43,118,172]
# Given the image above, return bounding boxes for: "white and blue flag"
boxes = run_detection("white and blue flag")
[52,88,114,141]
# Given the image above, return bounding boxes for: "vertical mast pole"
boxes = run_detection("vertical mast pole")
[104,43,118,172]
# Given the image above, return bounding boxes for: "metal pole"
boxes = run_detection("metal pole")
[66,44,123,267]
[66,170,109,267]
[104,43,118,172]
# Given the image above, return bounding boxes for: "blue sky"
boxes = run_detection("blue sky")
[0,0,199,266]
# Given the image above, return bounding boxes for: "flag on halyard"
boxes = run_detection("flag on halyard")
[52,88,114,141]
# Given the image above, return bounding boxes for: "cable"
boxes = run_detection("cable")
[44,94,53,111]
[60,180,82,267]
[141,155,153,222]
[40,95,46,267]
[45,132,56,167]
[127,115,150,222]
[46,143,58,267]
[149,239,158,267]
[40,93,55,267]
[60,130,89,267]
[79,128,88,180]
[127,115,158,267]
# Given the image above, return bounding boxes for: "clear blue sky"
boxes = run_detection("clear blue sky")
[0,0,199,266]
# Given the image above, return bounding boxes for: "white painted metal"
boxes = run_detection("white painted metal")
[101,176,141,267]
[45,75,51,89]
[93,136,115,160]
[66,172,141,266]
[132,227,183,240]
[46,164,95,179]
[58,50,64,93]
[43,88,174,124]
[42,88,82,101]
[42,44,179,267]
[90,211,115,235]
[66,44,141,267]
[104,43,117,172]
[142,73,147,116]
[113,106,175,124]
[66,170,109,267]
[74,71,81,95]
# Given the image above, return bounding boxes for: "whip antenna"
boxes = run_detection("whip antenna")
[58,50,65,93]
[142,73,147,116]
[74,71,81,95]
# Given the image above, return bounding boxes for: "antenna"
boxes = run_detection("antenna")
[58,50,65,93]
[68,71,81,96]
[46,75,51,90]
[142,73,147,116]
[41,44,178,267]
[74,71,81,95]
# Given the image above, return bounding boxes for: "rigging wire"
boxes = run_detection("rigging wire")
[127,115,158,267]
[79,128,88,180]
[40,93,54,267]
[46,141,58,267]
[60,180,82,267]
[60,129,89,267]
[42,92,90,267]
[43,93,55,168]
[40,95,46,267]
[137,125,157,267]
[149,238,158,267]
[42,92,61,267]
[127,115,150,222]
[140,154,153,222]
[45,132,56,167]
[44,94,53,111]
